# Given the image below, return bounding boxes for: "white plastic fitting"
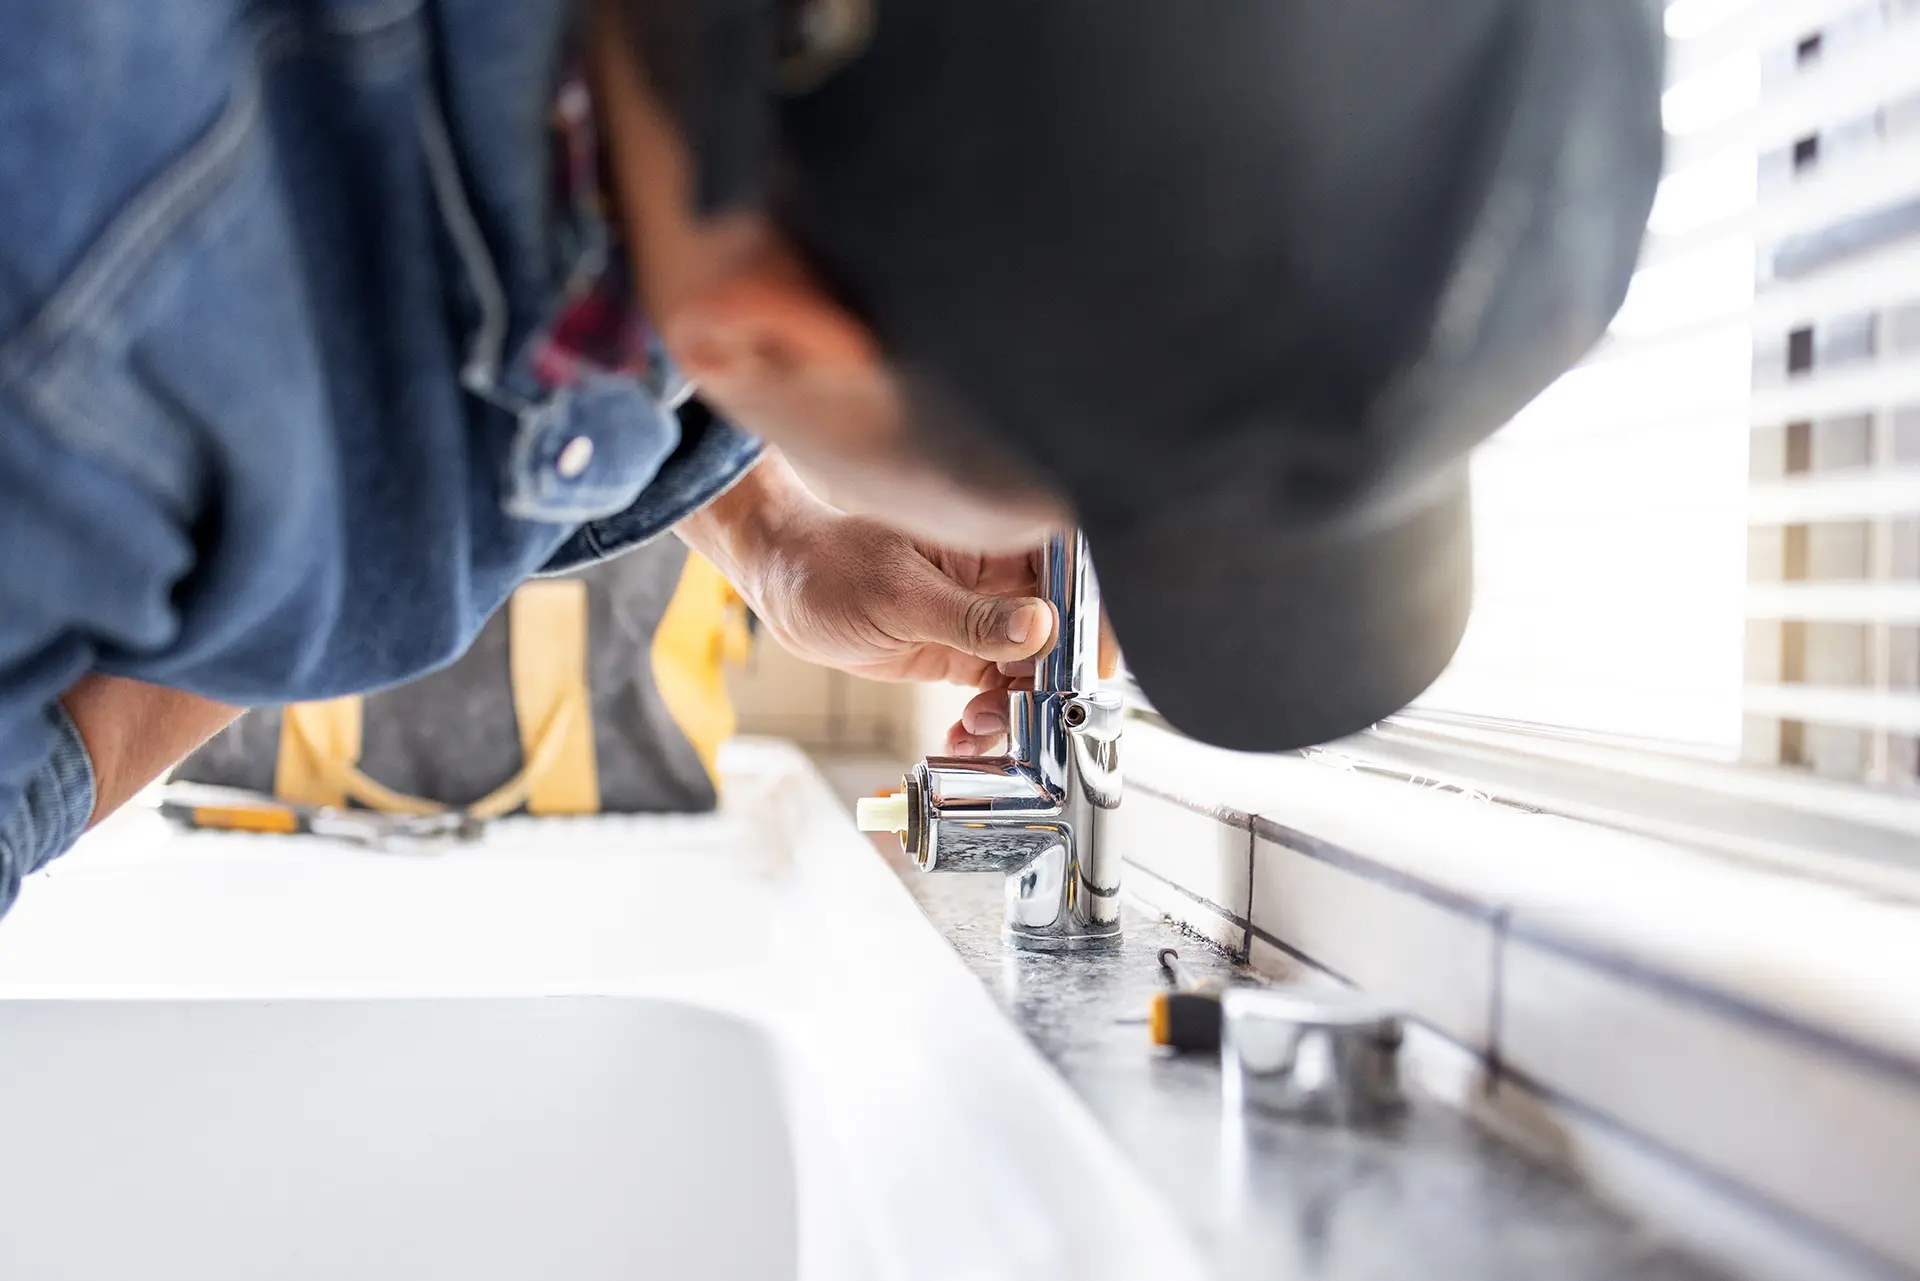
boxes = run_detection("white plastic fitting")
[855,793,910,834]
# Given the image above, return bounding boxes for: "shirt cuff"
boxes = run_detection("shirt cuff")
[539,399,762,573]
[0,702,98,895]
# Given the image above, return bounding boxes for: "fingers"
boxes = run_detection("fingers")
[946,686,1013,756]
[961,685,1010,737]
[996,657,1037,683]
[945,722,1007,756]
[891,575,1057,666]
[992,610,1123,682]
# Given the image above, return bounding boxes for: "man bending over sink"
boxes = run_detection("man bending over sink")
[0,0,1662,918]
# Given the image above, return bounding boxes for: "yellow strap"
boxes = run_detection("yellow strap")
[508,578,601,816]
[276,695,588,821]
[271,719,578,820]
[651,551,748,788]
[272,580,599,819]
[275,698,364,809]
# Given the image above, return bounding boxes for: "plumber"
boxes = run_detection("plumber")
[0,0,1661,918]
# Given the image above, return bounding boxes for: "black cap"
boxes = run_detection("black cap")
[680,0,1664,750]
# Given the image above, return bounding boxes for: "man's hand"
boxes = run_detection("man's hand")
[951,610,1121,757]
[753,520,1056,680]
[677,453,1063,754]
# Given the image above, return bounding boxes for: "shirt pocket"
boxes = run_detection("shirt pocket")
[498,370,684,525]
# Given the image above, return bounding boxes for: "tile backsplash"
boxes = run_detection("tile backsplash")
[1250,824,1500,1054]
[1119,719,1920,1281]
[1113,787,1252,956]
[728,644,913,754]
[1498,934,1920,1273]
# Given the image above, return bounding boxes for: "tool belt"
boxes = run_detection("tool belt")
[174,540,751,818]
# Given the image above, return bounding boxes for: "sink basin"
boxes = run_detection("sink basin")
[0,999,796,1281]
[0,741,1206,1281]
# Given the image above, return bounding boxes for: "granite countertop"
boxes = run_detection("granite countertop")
[880,843,1738,1281]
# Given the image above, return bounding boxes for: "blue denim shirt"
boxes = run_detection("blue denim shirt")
[0,0,760,917]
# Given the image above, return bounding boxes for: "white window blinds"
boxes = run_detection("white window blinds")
[1419,0,1920,789]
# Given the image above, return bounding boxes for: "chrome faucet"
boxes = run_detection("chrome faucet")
[860,531,1123,951]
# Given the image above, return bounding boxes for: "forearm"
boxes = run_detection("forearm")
[59,674,240,827]
[673,451,821,607]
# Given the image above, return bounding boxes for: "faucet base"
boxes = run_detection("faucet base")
[1003,923,1124,953]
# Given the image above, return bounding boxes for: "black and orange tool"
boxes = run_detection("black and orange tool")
[1149,948,1226,1052]
[161,798,307,837]
[158,786,482,850]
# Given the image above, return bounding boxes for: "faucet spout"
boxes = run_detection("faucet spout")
[864,530,1124,952]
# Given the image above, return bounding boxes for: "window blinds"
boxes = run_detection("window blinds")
[1420,0,1920,789]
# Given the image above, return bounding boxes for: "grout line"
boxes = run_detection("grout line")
[1486,907,1511,1099]
[1506,925,1920,1093]
[1128,778,1491,917]
[1125,858,1248,929]
[1125,860,1250,955]
[1249,813,1500,922]
[1127,779,1255,830]
[1246,922,1488,1061]
[1246,920,1360,989]
[1493,1064,1912,1281]
[1241,823,1256,961]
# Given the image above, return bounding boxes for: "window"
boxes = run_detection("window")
[1419,0,1920,795]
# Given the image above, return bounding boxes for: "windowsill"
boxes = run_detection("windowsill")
[1114,715,1920,1281]
[1351,710,1920,896]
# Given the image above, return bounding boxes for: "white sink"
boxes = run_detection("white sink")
[0,741,1206,1281]
[0,999,796,1281]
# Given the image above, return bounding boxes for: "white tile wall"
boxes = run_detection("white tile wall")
[1482,1072,1889,1281]
[1249,827,1499,1052]
[1500,935,1920,1274]
[1245,936,1493,1109]
[1116,787,1251,955]
[1128,864,1246,955]
[728,644,914,752]
[1499,831,1920,1076]
[1117,718,1920,1279]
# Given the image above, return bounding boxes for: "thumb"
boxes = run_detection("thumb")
[895,579,1055,665]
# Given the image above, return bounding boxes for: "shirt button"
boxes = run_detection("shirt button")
[555,435,595,479]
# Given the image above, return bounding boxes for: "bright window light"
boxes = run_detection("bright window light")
[1662,54,1762,136]
[1665,0,1767,41]
[1418,121,1758,755]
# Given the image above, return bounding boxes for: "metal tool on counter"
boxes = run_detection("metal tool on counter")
[1222,984,1405,1123]
[159,785,484,850]
[1150,948,1226,1052]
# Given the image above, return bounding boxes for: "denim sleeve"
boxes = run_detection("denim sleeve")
[0,385,195,921]
[0,704,96,913]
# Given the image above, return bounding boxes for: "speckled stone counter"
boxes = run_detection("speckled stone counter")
[881,845,1739,1281]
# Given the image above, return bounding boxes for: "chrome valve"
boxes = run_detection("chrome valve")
[861,531,1122,951]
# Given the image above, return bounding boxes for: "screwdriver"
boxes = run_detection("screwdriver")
[159,787,483,850]
[1149,948,1226,1052]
